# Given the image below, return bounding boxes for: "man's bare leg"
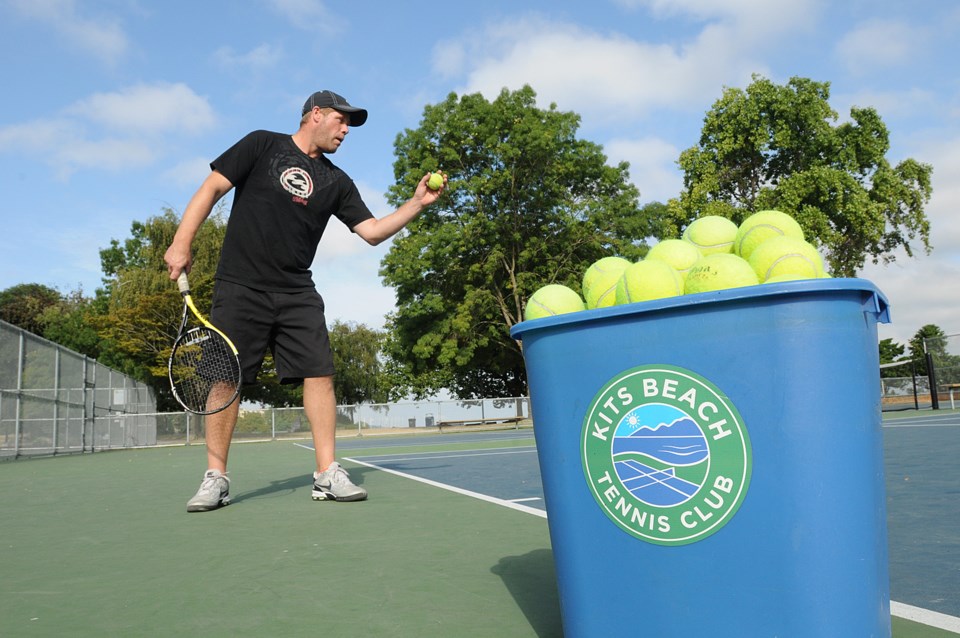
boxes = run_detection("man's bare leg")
[186,398,238,512]
[305,375,367,501]
[304,376,337,473]
[205,399,240,472]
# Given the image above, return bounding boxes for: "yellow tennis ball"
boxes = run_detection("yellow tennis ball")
[682,216,738,255]
[734,210,804,260]
[582,256,631,309]
[615,260,683,305]
[747,236,823,282]
[645,239,702,281]
[524,284,585,321]
[427,172,444,190]
[763,273,810,284]
[684,253,759,294]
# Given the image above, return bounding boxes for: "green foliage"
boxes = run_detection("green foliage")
[670,75,933,277]
[38,290,102,358]
[380,86,649,398]
[329,320,388,405]
[0,283,62,334]
[95,209,226,409]
[910,324,960,383]
[878,338,906,366]
[878,338,911,379]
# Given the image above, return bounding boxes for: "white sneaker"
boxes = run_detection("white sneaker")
[186,470,231,512]
[312,462,367,502]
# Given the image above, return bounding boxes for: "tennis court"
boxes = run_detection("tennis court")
[1,411,958,637]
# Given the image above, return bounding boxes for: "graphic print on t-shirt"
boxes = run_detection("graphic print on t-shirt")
[280,167,313,200]
[269,144,338,207]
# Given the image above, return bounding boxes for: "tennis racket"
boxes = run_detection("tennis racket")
[167,272,241,414]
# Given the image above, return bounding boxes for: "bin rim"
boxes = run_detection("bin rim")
[511,277,889,340]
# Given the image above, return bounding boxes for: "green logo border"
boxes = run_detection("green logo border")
[580,364,752,546]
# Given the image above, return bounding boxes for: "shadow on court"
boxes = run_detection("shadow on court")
[231,464,376,504]
[491,548,563,638]
[230,473,312,504]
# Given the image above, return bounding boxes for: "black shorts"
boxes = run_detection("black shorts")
[210,280,334,385]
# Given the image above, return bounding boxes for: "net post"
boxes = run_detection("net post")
[927,352,940,410]
[911,360,919,410]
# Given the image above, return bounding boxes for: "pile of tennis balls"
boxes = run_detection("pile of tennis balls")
[524,210,828,321]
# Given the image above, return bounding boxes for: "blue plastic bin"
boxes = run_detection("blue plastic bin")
[510,279,891,637]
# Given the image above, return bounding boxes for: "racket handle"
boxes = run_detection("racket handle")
[177,271,191,295]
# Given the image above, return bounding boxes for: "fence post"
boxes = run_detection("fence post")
[911,360,919,411]
[14,332,24,458]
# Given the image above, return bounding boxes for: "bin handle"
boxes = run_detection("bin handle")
[867,290,891,324]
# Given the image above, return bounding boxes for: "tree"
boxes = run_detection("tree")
[908,324,946,377]
[878,337,909,379]
[878,338,905,365]
[669,75,933,276]
[380,86,650,398]
[38,289,102,358]
[0,283,62,334]
[96,209,226,409]
[329,320,388,405]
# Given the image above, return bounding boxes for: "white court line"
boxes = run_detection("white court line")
[883,421,960,429]
[890,601,960,632]
[357,447,537,464]
[343,455,547,519]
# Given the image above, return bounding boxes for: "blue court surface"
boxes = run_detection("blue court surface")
[318,411,960,634]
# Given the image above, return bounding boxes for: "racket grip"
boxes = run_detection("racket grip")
[177,271,191,294]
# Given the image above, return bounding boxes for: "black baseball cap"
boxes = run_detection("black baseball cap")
[301,90,368,127]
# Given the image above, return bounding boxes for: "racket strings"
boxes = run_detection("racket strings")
[170,327,240,413]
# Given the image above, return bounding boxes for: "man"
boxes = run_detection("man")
[163,90,445,512]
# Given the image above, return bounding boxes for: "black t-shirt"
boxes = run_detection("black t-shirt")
[212,130,374,291]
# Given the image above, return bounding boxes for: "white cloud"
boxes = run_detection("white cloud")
[614,0,820,34]
[832,87,941,122]
[859,132,960,345]
[6,0,128,64]
[314,255,395,330]
[311,179,391,263]
[213,43,284,74]
[917,136,960,251]
[0,119,72,153]
[0,118,154,178]
[438,15,775,125]
[0,83,217,177]
[57,137,157,172]
[72,83,216,136]
[865,255,960,346]
[835,19,926,75]
[162,157,216,190]
[308,180,399,328]
[604,136,682,203]
[431,39,467,79]
[267,0,344,36]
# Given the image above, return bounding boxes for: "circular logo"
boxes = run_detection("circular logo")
[581,364,752,545]
[280,167,314,199]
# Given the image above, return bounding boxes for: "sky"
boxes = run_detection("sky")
[0,0,958,349]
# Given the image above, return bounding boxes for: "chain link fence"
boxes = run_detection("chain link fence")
[155,396,531,445]
[1,320,157,458]
[2,319,530,456]
[925,332,960,409]
[880,332,960,411]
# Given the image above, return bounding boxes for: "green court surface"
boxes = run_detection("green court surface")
[0,429,957,637]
